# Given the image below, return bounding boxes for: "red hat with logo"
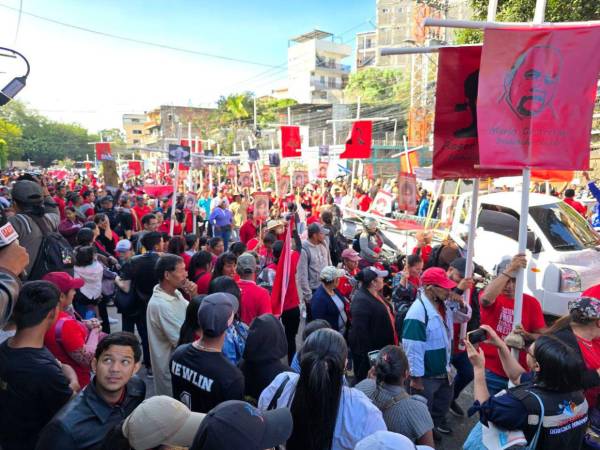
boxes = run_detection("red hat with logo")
[421,267,457,290]
[42,272,84,294]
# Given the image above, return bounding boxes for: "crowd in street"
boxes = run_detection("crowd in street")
[0,168,600,450]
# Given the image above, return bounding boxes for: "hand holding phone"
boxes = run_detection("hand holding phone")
[467,328,488,345]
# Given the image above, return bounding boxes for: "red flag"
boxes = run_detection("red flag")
[128,161,142,176]
[340,121,372,159]
[531,170,573,182]
[180,139,202,153]
[84,162,91,172]
[477,26,600,170]
[271,223,292,316]
[433,45,519,179]
[95,142,112,161]
[143,184,173,198]
[281,126,302,158]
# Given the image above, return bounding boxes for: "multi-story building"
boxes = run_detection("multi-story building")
[122,114,147,147]
[356,31,377,70]
[286,30,352,104]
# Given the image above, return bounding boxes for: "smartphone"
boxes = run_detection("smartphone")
[368,350,380,367]
[467,328,488,345]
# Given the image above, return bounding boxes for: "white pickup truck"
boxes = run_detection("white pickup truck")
[453,192,600,316]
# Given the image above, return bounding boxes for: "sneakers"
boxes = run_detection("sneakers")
[434,423,452,435]
[146,368,153,379]
[449,400,465,417]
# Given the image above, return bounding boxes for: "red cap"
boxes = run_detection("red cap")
[42,272,84,294]
[421,267,456,290]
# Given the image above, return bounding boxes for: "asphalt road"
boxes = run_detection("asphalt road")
[107,305,475,449]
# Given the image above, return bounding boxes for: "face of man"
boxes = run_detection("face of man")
[165,261,188,289]
[92,345,140,395]
[65,209,76,221]
[146,218,158,232]
[447,267,463,284]
[223,262,237,277]
[428,285,450,302]
[344,258,358,271]
[502,276,516,299]
[136,198,145,206]
[508,46,561,118]
[212,241,225,256]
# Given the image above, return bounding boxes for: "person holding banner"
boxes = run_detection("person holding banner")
[209,198,233,251]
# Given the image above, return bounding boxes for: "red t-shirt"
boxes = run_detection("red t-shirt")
[413,245,432,266]
[194,271,212,295]
[44,311,91,387]
[479,292,545,378]
[181,252,192,271]
[237,279,272,325]
[239,220,257,244]
[576,336,600,408]
[564,198,587,216]
[53,196,66,220]
[133,205,152,222]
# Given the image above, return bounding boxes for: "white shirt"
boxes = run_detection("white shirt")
[258,372,387,450]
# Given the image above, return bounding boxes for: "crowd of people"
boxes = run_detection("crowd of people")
[0,168,599,450]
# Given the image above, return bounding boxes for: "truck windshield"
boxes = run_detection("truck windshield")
[529,202,600,251]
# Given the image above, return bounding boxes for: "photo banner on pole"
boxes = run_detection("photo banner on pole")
[95,142,112,161]
[279,175,290,197]
[239,172,252,188]
[340,121,372,159]
[433,45,519,179]
[281,126,302,158]
[292,170,308,189]
[397,172,417,212]
[477,26,600,170]
[253,192,270,222]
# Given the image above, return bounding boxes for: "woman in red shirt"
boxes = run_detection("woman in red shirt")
[188,251,214,295]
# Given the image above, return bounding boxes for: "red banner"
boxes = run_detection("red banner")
[128,161,142,176]
[180,139,202,153]
[95,142,112,161]
[478,26,600,170]
[253,192,270,221]
[433,46,518,179]
[143,184,173,198]
[340,121,372,159]
[398,172,417,212]
[281,126,301,158]
[531,170,573,182]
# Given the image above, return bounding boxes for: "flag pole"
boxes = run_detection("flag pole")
[349,97,361,199]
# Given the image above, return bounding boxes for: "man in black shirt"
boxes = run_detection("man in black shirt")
[120,231,163,374]
[170,292,244,413]
[0,281,76,450]
[36,331,146,450]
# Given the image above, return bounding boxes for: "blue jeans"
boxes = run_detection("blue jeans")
[452,351,474,400]
[215,227,231,251]
[485,369,509,397]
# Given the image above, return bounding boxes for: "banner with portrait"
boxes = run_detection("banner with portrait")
[370,190,394,216]
[292,170,308,189]
[226,164,237,181]
[397,172,417,212]
[261,166,271,186]
[253,192,270,222]
[239,171,253,188]
[279,175,290,197]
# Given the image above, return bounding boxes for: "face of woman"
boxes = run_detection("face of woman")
[371,276,384,292]
[344,259,358,271]
[409,262,424,278]
[223,262,236,277]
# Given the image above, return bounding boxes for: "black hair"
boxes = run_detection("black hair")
[178,295,205,346]
[74,245,96,267]
[288,329,346,450]
[141,231,163,252]
[64,206,76,214]
[321,210,333,225]
[188,250,213,280]
[374,345,409,386]
[161,232,171,245]
[184,234,198,250]
[407,254,423,267]
[273,240,284,262]
[76,228,94,246]
[94,331,142,362]
[208,236,223,249]
[93,213,107,225]
[12,281,60,330]
[141,213,156,227]
[301,318,331,341]
[208,276,241,320]
[198,236,208,248]
[82,191,93,200]
[167,235,186,255]
[533,334,584,392]
[229,241,247,257]
[564,188,575,198]
[155,254,184,281]
[212,252,237,279]
[83,221,97,231]
[263,231,277,246]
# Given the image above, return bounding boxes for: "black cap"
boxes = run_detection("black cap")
[197,293,238,337]
[191,400,292,450]
[11,180,43,205]
[100,195,113,204]
[449,257,467,278]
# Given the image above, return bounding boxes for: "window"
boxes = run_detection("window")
[133,139,140,144]
[382,8,389,13]
[477,205,519,242]
[131,118,140,123]
[132,129,142,135]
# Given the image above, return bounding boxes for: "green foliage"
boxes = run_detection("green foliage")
[0,139,7,169]
[0,101,99,167]
[256,97,297,127]
[0,118,23,161]
[457,0,600,43]
[344,68,410,106]
[98,128,126,147]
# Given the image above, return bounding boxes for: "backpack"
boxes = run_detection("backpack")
[16,214,74,280]
[396,294,429,338]
[424,244,444,269]
[352,231,362,253]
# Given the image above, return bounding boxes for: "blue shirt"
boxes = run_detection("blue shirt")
[209,207,232,227]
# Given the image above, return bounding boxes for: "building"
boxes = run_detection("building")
[356,31,377,70]
[122,114,147,147]
[286,30,352,105]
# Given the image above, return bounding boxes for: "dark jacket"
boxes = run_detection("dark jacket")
[310,285,348,332]
[0,268,20,328]
[123,252,160,314]
[349,286,396,382]
[239,314,289,401]
[552,325,600,389]
[36,375,145,450]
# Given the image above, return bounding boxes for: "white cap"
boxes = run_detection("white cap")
[355,431,434,450]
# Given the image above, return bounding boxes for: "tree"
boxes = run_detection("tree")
[456,0,600,43]
[344,68,410,106]
[0,118,23,162]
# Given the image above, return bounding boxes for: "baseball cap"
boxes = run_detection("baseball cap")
[568,296,600,320]
[122,396,205,449]
[421,267,457,290]
[449,257,468,278]
[355,430,433,450]
[197,293,237,337]
[236,253,257,275]
[307,222,329,236]
[320,266,345,283]
[357,266,389,284]
[192,400,292,450]
[341,248,360,262]
[266,219,283,231]
[11,180,43,205]
[42,272,85,294]
[100,195,113,204]
[115,239,132,253]
[494,256,516,278]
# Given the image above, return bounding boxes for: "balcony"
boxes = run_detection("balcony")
[315,59,350,73]
[310,78,344,90]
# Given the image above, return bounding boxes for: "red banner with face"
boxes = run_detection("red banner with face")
[433,46,519,179]
[281,126,302,158]
[340,121,372,159]
[128,161,142,176]
[253,192,270,221]
[95,142,112,161]
[180,139,202,153]
[477,26,600,170]
[397,172,417,212]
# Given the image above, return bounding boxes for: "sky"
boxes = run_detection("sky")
[0,0,375,132]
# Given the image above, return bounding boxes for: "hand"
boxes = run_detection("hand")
[513,324,535,341]
[465,339,485,370]
[60,363,81,393]
[507,254,527,274]
[182,280,198,297]
[83,318,102,330]
[479,324,503,347]
[0,241,30,276]
[457,277,474,292]
[367,366,377,380]
[409,377,424,392]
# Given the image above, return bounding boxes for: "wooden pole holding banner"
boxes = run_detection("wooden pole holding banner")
[402,135,412,174]
[192,134,200,234]
[169,129,182,237]
[349,98,361,199]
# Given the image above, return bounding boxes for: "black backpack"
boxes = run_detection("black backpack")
[16,214,75,280]
[352,231,362,253]
[424,244,444,269]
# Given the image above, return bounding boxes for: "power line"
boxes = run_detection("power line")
[0,2,282,69]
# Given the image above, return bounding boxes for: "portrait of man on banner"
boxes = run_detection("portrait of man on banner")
[397,172,417,212]
[477,26,600,171]
[293,170,308,189]
[370,190,394,216]
[168,144,191,163]
[268,152,280,167]
[239,172,252,188]
[253,192,270,222]
[226,164,237,181]
[279,175,290,197]
[318,162,328,179]
[261,166,271,185]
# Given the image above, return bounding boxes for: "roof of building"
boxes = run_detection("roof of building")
[290,30,333,43]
